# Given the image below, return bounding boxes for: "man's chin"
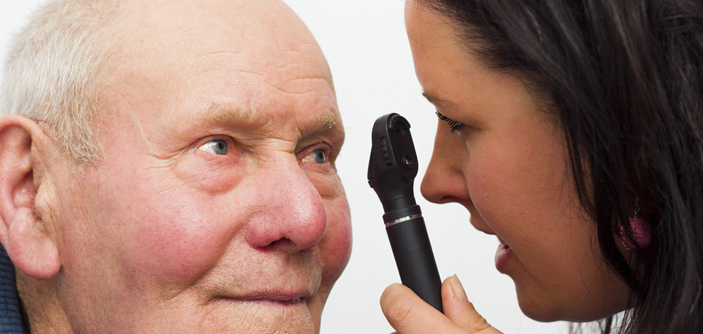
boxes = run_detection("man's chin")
[199,297,319,334]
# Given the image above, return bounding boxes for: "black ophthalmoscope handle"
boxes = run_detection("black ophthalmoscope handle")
[367,113,443,313]
[385,207,443,312]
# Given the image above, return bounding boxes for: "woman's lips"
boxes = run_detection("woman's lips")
[495,240,512,274]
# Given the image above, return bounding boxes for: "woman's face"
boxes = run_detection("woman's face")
[405,1,628,322]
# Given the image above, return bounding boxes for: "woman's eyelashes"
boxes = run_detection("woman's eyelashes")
[435,110,464,133]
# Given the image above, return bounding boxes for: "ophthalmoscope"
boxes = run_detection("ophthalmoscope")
[367,113,443,313]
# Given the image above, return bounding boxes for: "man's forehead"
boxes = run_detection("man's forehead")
[117,0,309,45]
[106,0,330,88]
[100,0,336,123]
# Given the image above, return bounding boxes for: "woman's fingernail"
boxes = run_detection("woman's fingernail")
[451,274,468,302]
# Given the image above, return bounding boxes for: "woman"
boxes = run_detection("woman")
[381,0,703,333]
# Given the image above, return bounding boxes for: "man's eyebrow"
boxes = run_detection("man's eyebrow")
[193,102,263,127]
[318,116,338,130]
[299,114,342,139]
[193,102,342,138]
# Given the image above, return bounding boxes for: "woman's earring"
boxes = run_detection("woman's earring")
[619,200,651,249]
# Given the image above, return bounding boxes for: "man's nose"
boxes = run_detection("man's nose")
[244,162,327,252]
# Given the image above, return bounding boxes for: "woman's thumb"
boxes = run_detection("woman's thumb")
[381,276,503,334]
[443,275,502,333]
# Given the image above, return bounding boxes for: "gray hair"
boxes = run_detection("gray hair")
[1,0,120,164]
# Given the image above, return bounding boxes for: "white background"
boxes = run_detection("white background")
[0,1,572,333]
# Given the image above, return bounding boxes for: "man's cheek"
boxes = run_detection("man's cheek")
[120,198,236,286]
[319,198,352,283]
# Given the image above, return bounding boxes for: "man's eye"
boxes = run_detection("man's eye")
[302,148,327,164]
[313,149,327,164]
[198,139,228,155]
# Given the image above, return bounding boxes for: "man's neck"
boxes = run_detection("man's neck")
[16,271,73,334]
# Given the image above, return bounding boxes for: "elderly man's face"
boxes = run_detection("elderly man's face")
[47,0,351,332]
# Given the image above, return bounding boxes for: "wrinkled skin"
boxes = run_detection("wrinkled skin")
[0,0,351,333]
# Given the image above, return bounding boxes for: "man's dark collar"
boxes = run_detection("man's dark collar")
[0,244,26,334]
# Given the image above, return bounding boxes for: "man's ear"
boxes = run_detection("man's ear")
[0,115,60,280]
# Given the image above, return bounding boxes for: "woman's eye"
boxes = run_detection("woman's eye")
[302,148,327,164]
[198,139,228,155]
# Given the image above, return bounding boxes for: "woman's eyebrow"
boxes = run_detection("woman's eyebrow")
[422,91,450,106]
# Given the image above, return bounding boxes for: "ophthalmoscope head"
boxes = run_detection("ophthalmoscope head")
[367,113,419,214]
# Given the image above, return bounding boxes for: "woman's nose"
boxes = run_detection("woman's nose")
[421,126,470,204]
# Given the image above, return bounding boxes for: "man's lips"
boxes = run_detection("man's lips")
[215,290,313,304]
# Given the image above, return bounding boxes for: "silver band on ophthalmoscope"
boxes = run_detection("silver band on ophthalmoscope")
[385,213,423,227]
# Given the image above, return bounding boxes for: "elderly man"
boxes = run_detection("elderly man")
[0,0,351,333]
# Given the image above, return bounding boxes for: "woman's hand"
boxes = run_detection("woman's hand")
[381,275,503,334]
